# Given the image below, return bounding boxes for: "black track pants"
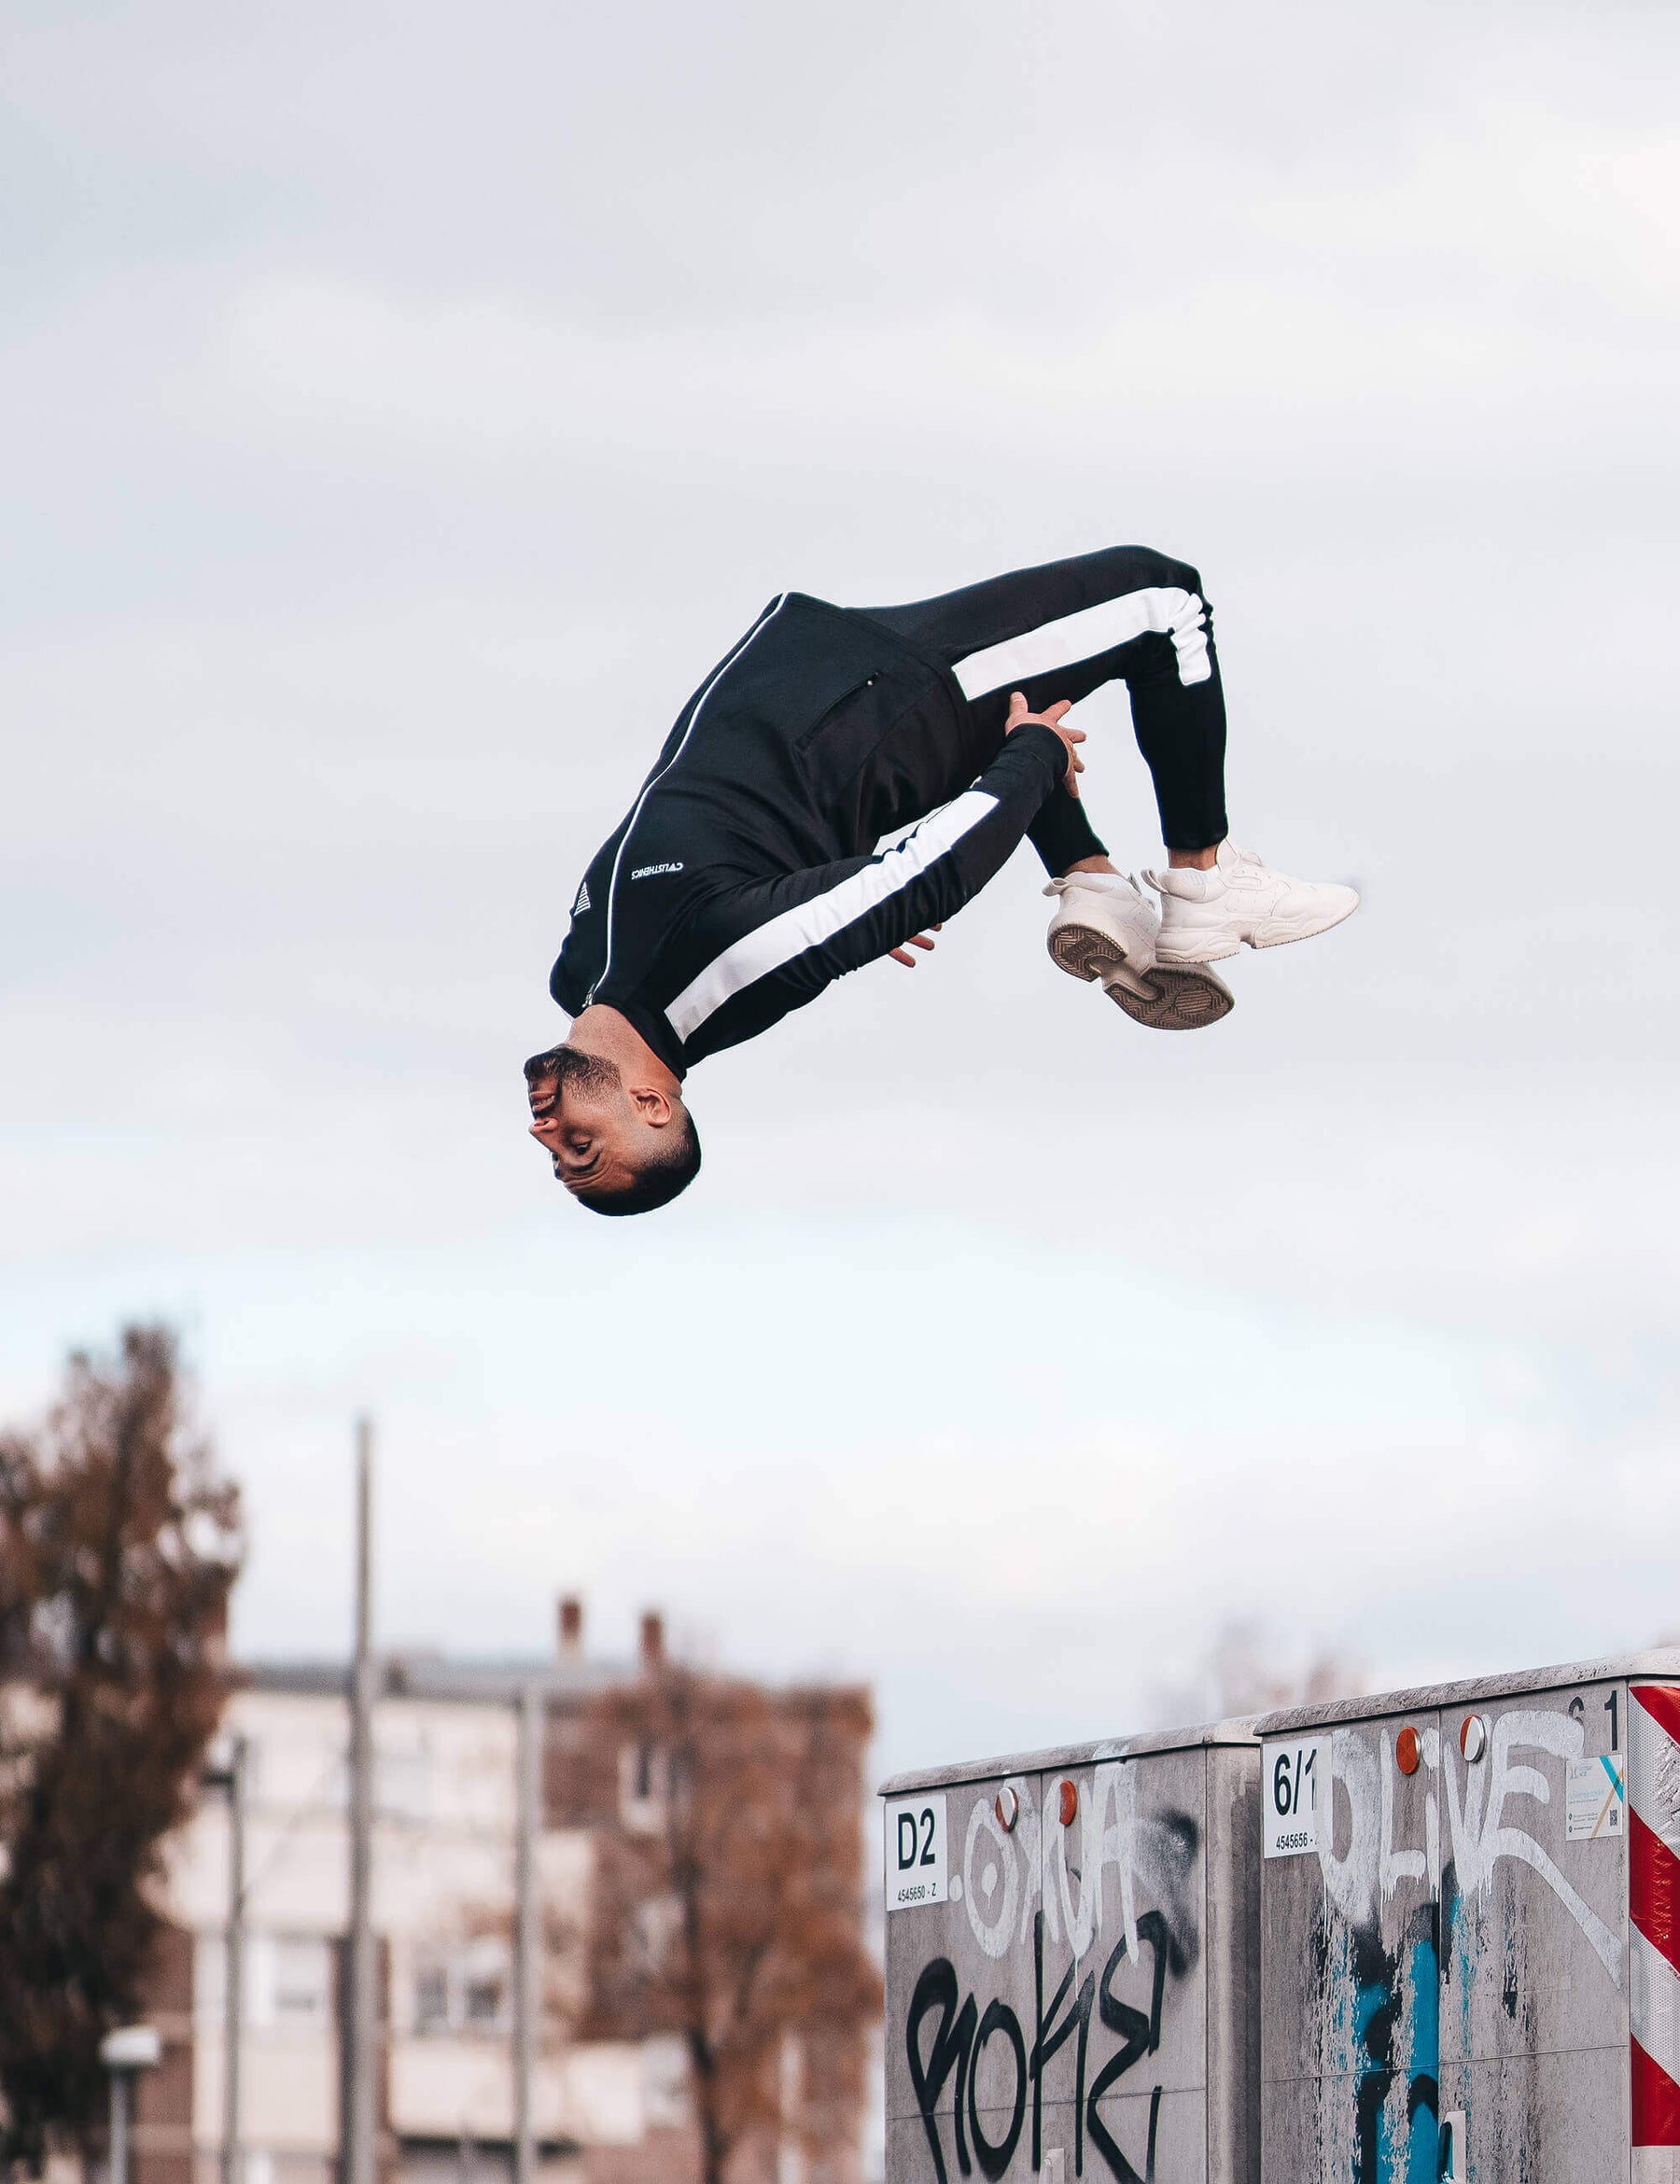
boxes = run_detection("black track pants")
[865,544,1230,870]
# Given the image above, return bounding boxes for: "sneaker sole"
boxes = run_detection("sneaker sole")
[1048,921,1234,1031]
[1157,896,1359,963]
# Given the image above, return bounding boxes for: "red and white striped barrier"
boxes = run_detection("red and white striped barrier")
[1631,1684,1680,2181]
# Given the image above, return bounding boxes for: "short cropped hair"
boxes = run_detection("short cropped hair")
[579,1106,702,1217]
[523,1044,569,1084]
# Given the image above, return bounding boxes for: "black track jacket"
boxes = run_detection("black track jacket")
[550,591,1069,1076]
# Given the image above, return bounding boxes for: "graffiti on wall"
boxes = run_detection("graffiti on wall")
[1300,1704,1621,2181]
[903,1760,1201,2183]
[1315,1709,1620,1984]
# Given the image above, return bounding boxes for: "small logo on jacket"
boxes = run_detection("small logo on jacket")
[571,879,591,916]
[629,861,685,880]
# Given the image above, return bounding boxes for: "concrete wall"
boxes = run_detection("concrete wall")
[880,1649,1680,2184]
[880,1728,1260,2184]
[1255,1654,1651,2182]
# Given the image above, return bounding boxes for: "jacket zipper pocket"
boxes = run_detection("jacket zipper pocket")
[793,675,879,755]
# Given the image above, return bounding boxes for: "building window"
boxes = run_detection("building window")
[412,1939,511,2037]
[194,1932,332,2030]
[414,1967,450,2035]
[272,1938,332,2026]
[642,2035,690,2129]
[618,1741,665,1833]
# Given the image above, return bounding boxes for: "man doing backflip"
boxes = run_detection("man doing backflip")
[526,544,1357,1215]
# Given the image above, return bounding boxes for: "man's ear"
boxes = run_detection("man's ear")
[629,1085,677,1130]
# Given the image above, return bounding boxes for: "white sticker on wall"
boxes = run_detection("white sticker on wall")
[1263,1737,1328,1858]
[884,1792,948,1910]
[1566,1753,1625,1841]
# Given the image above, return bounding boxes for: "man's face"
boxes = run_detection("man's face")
[526,1048,654,1200]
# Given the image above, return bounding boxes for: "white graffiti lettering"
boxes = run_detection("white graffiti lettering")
[1316,1707,1623,1990]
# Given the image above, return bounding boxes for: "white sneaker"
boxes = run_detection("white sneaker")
[1146,842,1359,965]
[1044,872,1235,1032]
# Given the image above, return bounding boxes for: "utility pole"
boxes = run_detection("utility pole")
[345,1416,377,2184]
[507,1694,541,2184]
[221,1734,248,2184]
[512,1680,540,2184]
[109,2063,130,2184]
[99,2028,161,2184]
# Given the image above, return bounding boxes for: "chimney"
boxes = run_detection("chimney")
[557,1595,584,1659]
[639,1611,665,1675]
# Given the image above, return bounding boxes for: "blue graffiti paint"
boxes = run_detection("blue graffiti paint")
[1348,1911,1440,2183]
[1353,1972,1392,2056]
[1445,1880,1467,2044]
[1323,1917,1373,2079]
[1402,1928,1440,2184]
[1318,1901,1442,2182]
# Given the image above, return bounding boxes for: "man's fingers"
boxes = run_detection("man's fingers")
[1008,693,1078,734]
[906,932,936,950]
[889,947,916,967]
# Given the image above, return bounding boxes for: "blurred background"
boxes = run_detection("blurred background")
[5,0,1677,1822]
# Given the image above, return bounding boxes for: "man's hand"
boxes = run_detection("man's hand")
[886,692,1083,972]
[1006,690,1085,797]
[889,923,942,968]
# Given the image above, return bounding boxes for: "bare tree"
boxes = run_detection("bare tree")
[1150,1617,1366,1730]
[1210,1617,1365,1717]
[575,1664,880,2184]
[0,1323,243,2175]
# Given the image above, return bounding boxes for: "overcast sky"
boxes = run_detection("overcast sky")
[4,0,1678,1780]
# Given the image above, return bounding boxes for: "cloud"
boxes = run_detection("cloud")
[3,0,1678,1778]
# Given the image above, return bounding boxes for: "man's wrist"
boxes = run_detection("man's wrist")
[1007,721,1071,780]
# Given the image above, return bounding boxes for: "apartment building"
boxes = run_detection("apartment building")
[127,1602,873,2184]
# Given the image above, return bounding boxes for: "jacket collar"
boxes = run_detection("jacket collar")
[615,994,688,1082]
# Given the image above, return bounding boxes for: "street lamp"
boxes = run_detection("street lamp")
[99,2025,161,2184]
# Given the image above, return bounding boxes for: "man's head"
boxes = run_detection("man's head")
[524,1041,701,1216]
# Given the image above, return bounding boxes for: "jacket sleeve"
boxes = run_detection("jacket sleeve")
[665,725,1069,1054]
